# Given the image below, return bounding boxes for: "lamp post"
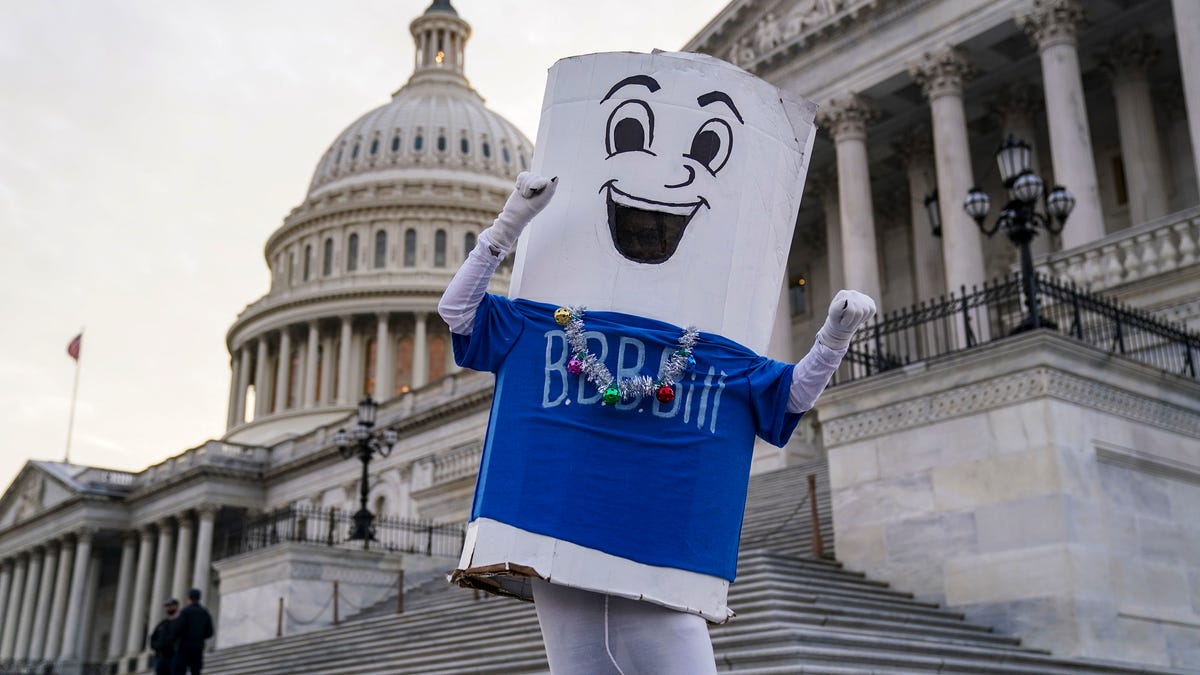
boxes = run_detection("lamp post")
[962,134,1076,332]
[334,397,398,547]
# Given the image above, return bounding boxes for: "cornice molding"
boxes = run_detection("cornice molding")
[824,365,1200,447]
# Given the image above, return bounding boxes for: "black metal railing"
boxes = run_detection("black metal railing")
[215,506,465,560]
[834,273,1199,385]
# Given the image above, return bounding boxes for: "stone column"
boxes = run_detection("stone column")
[1104,32,1169,224]
[225,355,239,430]
[146,521,174,636]
[0,554,26,659]
[818,93,883,305]
[42,538,73,660]
[1019,0,1105,248]
[12,547,42,659]
[74,553,99,660]
[58,529,93,659]
[808,171,844,294]
[274,328,292,412]
[107,533,137,660]
[124,527,155,656]
[28,543,58,660]
[374,313,392,399]
[338,317,353,404]
[0,561,10,655]
[319,335,335,405]
[894,129,946,302]
[413,312,429,389]
[254,337,270,418]
[172,514,195,601]
[909,45,987,294]
[304,321,320,407]
[234,345,251,427]
[191,505,217,599]
[1174,0,1200,190]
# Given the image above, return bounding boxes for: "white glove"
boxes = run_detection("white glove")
[482,172,558,252]
[816,289,877,351]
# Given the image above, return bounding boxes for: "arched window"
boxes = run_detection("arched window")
[362,337,376,397]
[391,135,401,152]
[323,238,333,276]
[501,146,510,164]
[404,228,417,267]
[288,252,295,286]
[351,144,360,160]
[463,232,476,260]
[347,233,359,272]
[303,244,313,281]
[482,142,491,158]
[428,335,447,382]
[374,230,387,268]
[434,229,447,267]
[370,138,379,155]
[460,137,469,154]
[437,135,447,152]
[414,135,424,151]
[395,337,414,395]
[374,495,387,518]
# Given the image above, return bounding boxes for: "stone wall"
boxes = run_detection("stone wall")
[817,331,1200,668]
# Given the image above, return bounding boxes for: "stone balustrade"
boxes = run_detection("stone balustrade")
[1037,206,1200,291]
[136,442,269,486]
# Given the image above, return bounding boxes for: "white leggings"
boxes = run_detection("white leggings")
[531,580,718,675]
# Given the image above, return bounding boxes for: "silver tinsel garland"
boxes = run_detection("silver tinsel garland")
[561,306,699,404]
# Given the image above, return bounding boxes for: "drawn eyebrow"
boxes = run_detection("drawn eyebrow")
[601,75,662,103]
[697,91,744,124]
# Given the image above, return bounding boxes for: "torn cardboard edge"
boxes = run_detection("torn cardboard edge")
[448,517,735,624]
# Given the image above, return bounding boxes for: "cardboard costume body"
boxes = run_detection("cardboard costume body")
[442,51,833,624]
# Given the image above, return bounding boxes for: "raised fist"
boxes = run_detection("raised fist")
[816,289,876,351]
[485,172,558,250]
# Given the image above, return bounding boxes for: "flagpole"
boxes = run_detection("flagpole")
[65,327,83,464]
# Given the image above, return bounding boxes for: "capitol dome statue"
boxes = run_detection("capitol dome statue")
[223,0,531,444]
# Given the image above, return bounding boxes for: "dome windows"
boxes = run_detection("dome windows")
[374,230,388,268]
[437,135,447,152]
[370,139,379,155]
[463,232,476,260]
[460,138,469,155]
[482,142,491,159]
[434,229,447,267]
[323,238,334,276]
[414,134,424,151]
[392,135,401,153]
[404,228,417,267]
[347,233,360,272]
[351,143,360,160]
[303,244,313,281]
[335,149,343,166]
[501,146,510,164]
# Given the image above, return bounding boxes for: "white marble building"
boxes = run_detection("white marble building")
[0,0,1198,672]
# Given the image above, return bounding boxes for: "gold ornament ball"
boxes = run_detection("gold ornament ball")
[554,307,573,325]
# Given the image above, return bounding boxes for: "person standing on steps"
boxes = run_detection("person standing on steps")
[172,588,214,675]
[149,598,179,675]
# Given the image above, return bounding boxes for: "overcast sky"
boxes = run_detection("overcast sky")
[0,0,732,492]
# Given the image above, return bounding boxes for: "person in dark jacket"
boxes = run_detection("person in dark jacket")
[172,588,214,675]
[149,598,179,675]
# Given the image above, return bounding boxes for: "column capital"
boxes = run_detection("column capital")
[890,127,934,168]
[1101,31,1159,80]
[817,93,878,142]
[987,82,1042,125]
[74,527,97,543]
[1018,0,1086,51]
[908,45,974,100]
[196,502,220,517]
[156,518,176,533]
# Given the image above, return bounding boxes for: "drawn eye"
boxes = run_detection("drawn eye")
[605,100,655,156]
[685,118,733,175]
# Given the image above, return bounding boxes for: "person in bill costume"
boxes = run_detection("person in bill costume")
[439,50,875,674]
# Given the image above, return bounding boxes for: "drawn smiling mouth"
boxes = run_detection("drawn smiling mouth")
[601,181,709,264]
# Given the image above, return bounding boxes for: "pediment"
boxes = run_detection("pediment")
[0,462,80,531]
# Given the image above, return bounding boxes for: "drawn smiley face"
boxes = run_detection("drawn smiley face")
[597,74,744,264]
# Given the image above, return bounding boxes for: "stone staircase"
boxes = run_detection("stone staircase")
[204,461,1187,674]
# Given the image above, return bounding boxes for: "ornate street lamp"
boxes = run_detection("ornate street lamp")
[963,134,1075,332]
[333,397,398,546]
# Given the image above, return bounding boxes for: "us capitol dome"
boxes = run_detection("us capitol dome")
[223,0,531,444]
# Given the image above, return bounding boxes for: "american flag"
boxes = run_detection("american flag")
[67,333,82,361]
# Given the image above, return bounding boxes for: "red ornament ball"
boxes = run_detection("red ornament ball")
[656,384,675,403]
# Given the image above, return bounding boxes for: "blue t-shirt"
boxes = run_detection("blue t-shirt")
[454,295,801,581]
